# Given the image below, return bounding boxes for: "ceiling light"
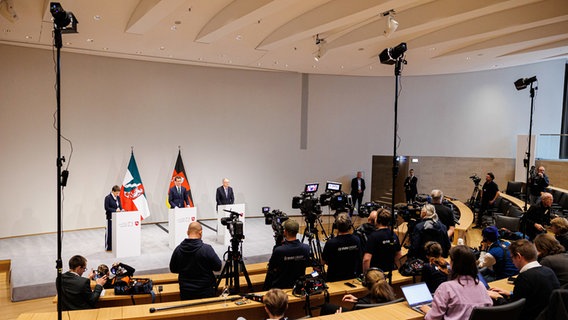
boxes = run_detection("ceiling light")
[313,34,326,61]
[379,42,407,65]
[514,76,537,91]
[382,10,398,38]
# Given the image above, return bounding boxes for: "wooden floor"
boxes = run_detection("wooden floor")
[0,228,483,320]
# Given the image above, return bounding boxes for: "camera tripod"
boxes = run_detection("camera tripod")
[215,236,252,294]
[467,182,481,210]
[301,216,327,277]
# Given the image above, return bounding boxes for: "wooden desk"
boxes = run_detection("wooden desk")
[447,199,474,245]
[488,277,515,292]
[500,193,528,211]
[38,277,416,320]
[311,301,423,320]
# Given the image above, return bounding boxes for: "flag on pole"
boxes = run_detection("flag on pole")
[167,150,194,208]
[121,151,151,220]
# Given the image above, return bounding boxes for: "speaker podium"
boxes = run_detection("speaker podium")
[112,211,141,258]
[217,203,246,246]
[168,207,197,249]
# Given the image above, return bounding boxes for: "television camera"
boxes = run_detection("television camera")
[357,201,382,218]
[221,209,244,241]
[292,183,322,223]
[262,207,289,245]
[469,173,481,186]
[318,181,353,213]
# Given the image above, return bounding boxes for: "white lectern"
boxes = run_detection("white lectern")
[112,211,141,258]
[217,203,246,246]
[169,207,197,249]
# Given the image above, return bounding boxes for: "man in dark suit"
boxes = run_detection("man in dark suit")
[104,185,123,251]
[404,169,418,203]
[490,239,560,320]
[351,171,366,211]
[59,255,107,311]
[169,176,190,208]
[216,178,234,208]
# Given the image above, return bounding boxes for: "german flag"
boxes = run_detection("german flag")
[167,150,194,208]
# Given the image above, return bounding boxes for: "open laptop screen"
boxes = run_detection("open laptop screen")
[401,282,433,307]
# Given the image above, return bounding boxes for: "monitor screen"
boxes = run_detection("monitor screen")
[304,183,319,193]
[326,181,342,192]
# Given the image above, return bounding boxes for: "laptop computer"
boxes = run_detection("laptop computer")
[400,282,433,314]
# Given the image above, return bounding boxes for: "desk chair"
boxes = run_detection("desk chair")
[352,297,405,310]
[506,181,524,200]
[468,298,525,320]
[495,215,520,233]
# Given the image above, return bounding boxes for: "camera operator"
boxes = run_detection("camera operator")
[169,222,222,300]
[363,209,402,273]
[264,220,310,290]
[355,210,378,251]
[59,255,107,311]
[408,204,451,260]
[430,190,455,239]
[474,172,500,229]
[322,213,362,281]
[528,166,550,206]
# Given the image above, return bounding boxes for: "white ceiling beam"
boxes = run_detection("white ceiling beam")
[125,0,185,34]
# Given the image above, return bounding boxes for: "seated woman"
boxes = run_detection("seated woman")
[421,245,493,320]
[534,233,568,286]
[421,241,450,293]
[550,217,568,251]
[320,268,395,314]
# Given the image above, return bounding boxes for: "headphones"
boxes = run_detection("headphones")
[361,267,385,287]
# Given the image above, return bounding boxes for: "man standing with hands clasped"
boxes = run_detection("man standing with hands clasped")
[351,171,366,212]
[216,178,235,209]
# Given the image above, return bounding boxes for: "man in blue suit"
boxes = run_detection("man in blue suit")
[169,176,190,208]
[216,178,234,209]
[104,185,123,251]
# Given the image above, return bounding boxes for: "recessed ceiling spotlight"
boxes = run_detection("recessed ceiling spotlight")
[429,47,436,51]
[285,64,289,67]
[160,46,165,50]
[340,65,344,69]
[4,28,11,33]
[466,56,471,61]
[257,62,261,66]
[93,15,101,21]
[103,47,109,51]
[198,57,203,61]
[235,35,243,40]
[65,42,72,45]
[86,38,94,42]
[382,10,398,38]
[25,35,32,39]
[170,25,177,31]
[136,50,142,54]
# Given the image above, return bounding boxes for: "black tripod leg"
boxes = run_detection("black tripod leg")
[237,259,253,292]
[216,259,231,291]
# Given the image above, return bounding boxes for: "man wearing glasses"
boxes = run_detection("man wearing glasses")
[59,255,107,310]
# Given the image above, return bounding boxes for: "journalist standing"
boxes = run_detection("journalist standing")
[59,255,107,310]
[104,185,123,251]
[528,166,550,205]
[170,222,222,300]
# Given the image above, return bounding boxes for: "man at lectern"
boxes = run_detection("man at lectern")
[216,178,235,208]
[104,185,123,251]
[169,176,190,208]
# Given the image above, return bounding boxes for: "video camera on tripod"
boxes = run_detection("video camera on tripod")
[221,209,244,241]
[469,173,482,186]
[358,201,382,218]
[318,181,353,213]
[262,207,289,245]
[292,183,322,223]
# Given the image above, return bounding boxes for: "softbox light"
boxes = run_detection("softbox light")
[514,76,537,91]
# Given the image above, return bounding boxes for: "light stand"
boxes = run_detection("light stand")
[515,76,538,237]
[50,3,77,319]
[379,42,407,285]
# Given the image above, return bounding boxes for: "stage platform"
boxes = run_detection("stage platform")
[0,217,279,302]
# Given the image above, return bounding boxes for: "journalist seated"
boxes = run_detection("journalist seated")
[408,204,451,261]
[58,255,107,311]
[263,288,289,320]
[320,268,396,315]
[263,219,310,290]
[95,262,135,289]
[477,226,518,282]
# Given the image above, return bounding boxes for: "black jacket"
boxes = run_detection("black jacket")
[59,271,103,310]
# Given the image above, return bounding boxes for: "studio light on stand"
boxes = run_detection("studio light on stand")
[50,2,78,320]
[382,10,398,38]
[515,75,538,236]
[379,42,407,285]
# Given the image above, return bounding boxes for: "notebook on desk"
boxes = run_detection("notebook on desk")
[400,282,433,314]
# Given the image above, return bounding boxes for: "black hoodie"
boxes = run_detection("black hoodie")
[169,238,222,297]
